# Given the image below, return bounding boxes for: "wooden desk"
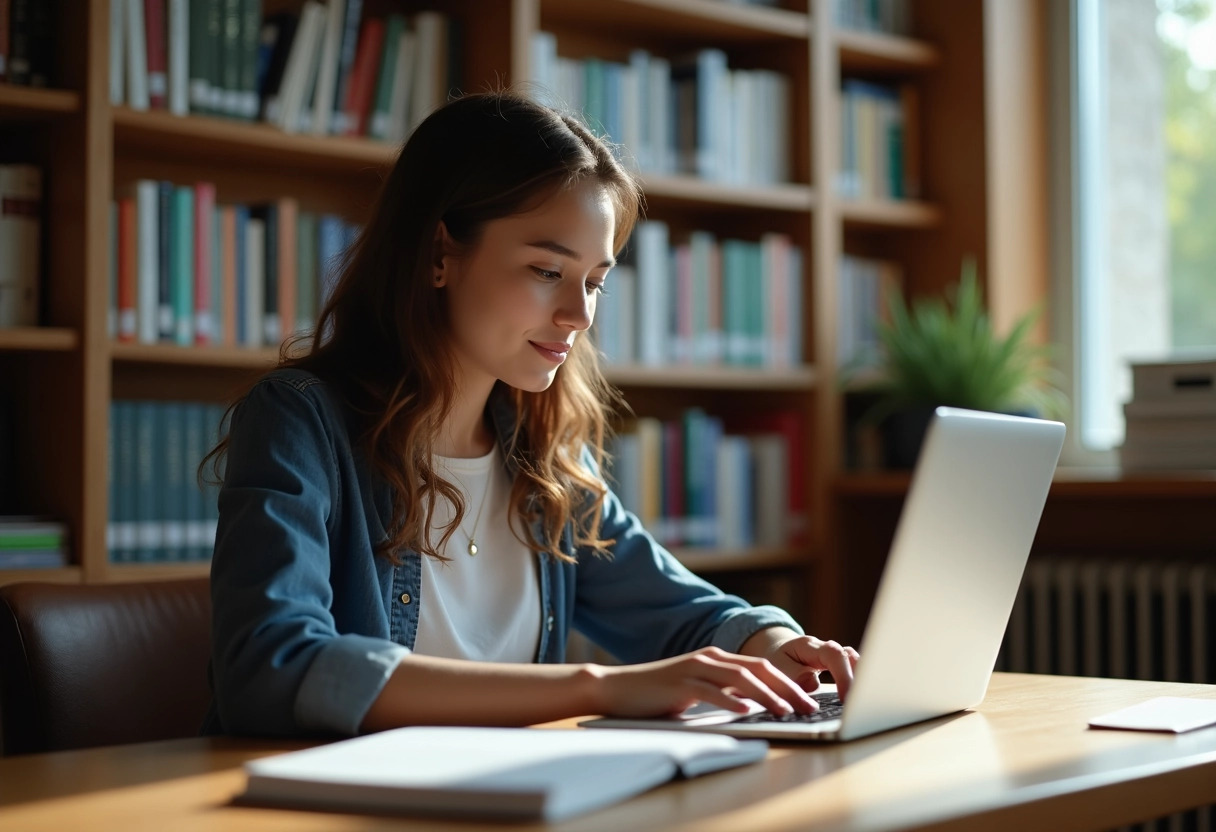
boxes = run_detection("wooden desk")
[1,674,1214,832]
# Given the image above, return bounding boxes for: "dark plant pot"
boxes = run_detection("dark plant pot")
[880,405,937,470]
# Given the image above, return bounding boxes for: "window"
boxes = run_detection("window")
[1064,0,1216,454]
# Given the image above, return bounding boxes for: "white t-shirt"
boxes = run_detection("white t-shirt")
[414,445,541,663]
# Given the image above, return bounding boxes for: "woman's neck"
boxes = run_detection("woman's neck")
[435,380,496,459]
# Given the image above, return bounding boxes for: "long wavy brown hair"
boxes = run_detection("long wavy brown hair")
[202,91,642,564]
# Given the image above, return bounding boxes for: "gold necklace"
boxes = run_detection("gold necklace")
[463,479,489,557]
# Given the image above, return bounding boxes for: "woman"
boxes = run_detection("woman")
[202,91,858,738]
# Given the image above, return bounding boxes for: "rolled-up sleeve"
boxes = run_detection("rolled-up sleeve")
[210,378,406,737]
[573,452,803,663]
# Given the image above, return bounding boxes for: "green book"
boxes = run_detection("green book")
[171,186,195,346]
[296,211,318,333]
[189,0,213,113]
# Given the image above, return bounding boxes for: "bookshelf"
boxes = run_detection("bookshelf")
[0,0,1076,636]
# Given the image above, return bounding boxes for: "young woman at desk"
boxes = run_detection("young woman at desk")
[202,91,859,738]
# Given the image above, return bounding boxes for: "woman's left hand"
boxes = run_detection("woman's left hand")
[739,627,860,701]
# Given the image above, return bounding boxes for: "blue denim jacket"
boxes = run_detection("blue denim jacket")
[204,368,801,738]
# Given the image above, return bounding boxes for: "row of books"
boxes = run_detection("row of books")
[836,80,920,201]
[531,36,791,186]
[108,400,225,563]
[1120,358,1216,471]
[0,0,53,86]
[594,222,803,369]
[606,409,806,550]
[110,0,459,145]
[834,0,913,36]
[0,164,41,328]
[0,516,68,569]
[837,254,902,371]
[107,180,360,347]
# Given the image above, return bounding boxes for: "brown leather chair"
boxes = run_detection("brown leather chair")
[0,578,212,755]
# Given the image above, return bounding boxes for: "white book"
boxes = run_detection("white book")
[167,0,189,116]
[242,727,766,823]
[0,165,42,328]
[649,57,672,175]
[635,221,670,366]
[244,218,266,347]
[110,0,126,105]
[627,50,651,171]
[1131,358,1216,402]
[383,28,417,145]
[124,0,150,111]
[311,0,346,135]
[134,180,159,343]
[409,11,447,133]
[748,433,788,547]
[275,2,325,132]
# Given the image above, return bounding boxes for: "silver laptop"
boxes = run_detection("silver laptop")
[583,407,1066,742]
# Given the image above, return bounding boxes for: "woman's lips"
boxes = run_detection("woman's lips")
[530,341,570,363]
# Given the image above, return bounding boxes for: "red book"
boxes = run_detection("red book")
[192,182,215,345]
[143,0,168,109]
[117,197,137,342]
[0,0,11,83]
[343,17,385,136]
[662,419,685,547]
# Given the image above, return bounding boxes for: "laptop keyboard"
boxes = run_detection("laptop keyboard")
[735,692,844,724]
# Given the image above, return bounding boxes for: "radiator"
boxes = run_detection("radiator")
[998,558,1216,684]
[996,557,1216,832]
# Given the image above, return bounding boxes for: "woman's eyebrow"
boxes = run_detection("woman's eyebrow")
[526,240,616,269]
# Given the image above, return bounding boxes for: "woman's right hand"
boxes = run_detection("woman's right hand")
[589,646,819,718]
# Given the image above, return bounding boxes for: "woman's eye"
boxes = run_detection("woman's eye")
[532,267,562,280]
[586,281,606,295]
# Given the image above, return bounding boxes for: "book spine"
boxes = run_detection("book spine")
[204,0,224,113]
[157,181,174,340]
[311,0,345,134]
[237,0,262,119]
[171,185,195,346]
[331,0,363,134]
[244,215,265,346]
[193,182,215,344]
[220,205,237,345]
[343,16,382,137]
[124,0,150,109]
[257,204,280,344]
[276,197,298,339]
[109,201,119,338]
[109,0,125,103]
[117,196,138,342]
[133,401,159,561]
[144,0,168,108]
[161,402,185,561]
[167,0,189,115]
[367,14,405,140]
[134,180,159,343]
[0,165,42,327]
[188,0,211,112]
[296,211,317,334]
[220,0,242,117]
[182,403,205,560]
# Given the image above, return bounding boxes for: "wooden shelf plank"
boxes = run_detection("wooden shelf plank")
[835,470,1216,498]
[840,198,942,229]
[642,174,815,212]
[0,84,81,119]
[836,29,942,72]
[0,567,83,586]
[605,364,817,391]
[541,0,809,42]
[110,342,279,368]
[0,327,78,351]
[112,107,396,172]
[104,563,212,583]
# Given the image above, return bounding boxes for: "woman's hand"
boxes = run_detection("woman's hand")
[590,646,819,718]
[739,627,861,701]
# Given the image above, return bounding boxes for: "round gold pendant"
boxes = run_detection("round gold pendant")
[467,541,478,556]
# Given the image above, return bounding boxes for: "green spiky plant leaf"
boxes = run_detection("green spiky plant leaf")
[863,259,1068,423]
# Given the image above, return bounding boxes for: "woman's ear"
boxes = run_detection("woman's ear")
[432,221,454,287]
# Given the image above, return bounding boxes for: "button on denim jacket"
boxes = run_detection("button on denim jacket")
[204,368,801,738]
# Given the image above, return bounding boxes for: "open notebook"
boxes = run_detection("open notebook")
[240,726,767,822]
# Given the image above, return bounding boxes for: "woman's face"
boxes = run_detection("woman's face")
[437,179,616,394]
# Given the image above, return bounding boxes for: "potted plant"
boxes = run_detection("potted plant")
[856,259,1067,468]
